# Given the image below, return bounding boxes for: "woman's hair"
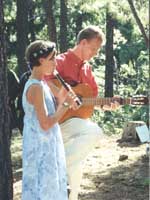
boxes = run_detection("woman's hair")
[25,40,56,69]
[76,25,105,45]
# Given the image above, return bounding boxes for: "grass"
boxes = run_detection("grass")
[11,129,22,199]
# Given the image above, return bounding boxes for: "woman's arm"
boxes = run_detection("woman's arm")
[27,84,77,131]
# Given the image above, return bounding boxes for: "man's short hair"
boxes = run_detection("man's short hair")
[76,25,105,44]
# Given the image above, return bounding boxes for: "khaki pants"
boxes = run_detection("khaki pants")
[60,118,103,200]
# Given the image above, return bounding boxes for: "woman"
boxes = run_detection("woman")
[22,40,78,200]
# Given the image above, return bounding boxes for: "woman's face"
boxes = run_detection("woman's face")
[40,51,56,75]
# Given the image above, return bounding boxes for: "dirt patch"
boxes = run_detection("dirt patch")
[79,135,149,200]
[12,133,149,200]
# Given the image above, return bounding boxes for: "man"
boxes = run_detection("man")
[8,69,20,134]
[49,25,118,200]
[17,70,31,133]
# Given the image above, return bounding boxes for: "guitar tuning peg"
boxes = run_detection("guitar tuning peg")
[131,95,148,105]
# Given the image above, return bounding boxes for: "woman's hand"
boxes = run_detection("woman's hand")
[64,91,81,110]
[58,86,81,110]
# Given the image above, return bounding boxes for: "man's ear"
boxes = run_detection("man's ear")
[80,39,88,46]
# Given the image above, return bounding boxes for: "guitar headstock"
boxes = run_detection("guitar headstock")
[131,95,148,105]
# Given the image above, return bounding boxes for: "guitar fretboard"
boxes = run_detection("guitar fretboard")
[82,97,132,106]
[52,79,148,106]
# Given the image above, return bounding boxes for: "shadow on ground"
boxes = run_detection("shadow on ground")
[79,153,149,200]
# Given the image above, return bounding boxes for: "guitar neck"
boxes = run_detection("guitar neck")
[52,79,147,106]
[82,97,132,106]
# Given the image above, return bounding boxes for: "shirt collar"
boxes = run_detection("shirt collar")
[67,49,85,67]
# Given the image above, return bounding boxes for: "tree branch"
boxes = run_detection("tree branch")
[127,0,149,48]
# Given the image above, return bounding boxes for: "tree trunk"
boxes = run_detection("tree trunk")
[28,0,36,42]
[60,0,68,53]
[45,0,57,44]
[121,121,146,142]
[16,0,29,77]
[0,0,13,199]
[105,9,114,97]
[75,14,83,37]
[127,0,149,48]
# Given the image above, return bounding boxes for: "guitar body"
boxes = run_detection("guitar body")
[52,79,95,123]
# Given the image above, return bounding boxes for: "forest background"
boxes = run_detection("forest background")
[0,0,149,199]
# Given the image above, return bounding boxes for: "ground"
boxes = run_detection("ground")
[11,130,149,200]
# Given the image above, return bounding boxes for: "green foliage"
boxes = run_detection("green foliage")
[7,56,17,72]
[4,1,17,57]
[4,1,16,20]
[92,105,148,135]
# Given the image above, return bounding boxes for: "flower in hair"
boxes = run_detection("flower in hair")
[30,44,56,61]
[39,50,44,54]
[33,52,38,58]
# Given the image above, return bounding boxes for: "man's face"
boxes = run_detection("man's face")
[81,38,102,61]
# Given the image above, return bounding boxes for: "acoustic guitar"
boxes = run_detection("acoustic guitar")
[52,79,148,123]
